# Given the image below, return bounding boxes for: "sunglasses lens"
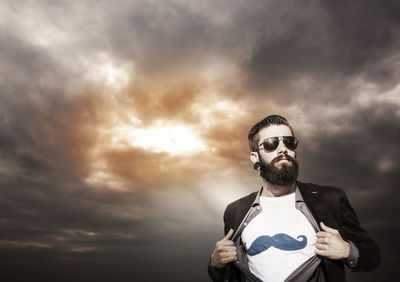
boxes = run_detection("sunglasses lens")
[262,137,279,151]
[260,136,298,151]
[283,136,298,150]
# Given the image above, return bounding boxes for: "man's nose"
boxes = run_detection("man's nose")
[277,139,288,155]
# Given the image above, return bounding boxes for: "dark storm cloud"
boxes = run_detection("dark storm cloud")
[105,0,256,70]
[245,0,400,98]
[0,88,98,182]
[0,10,145,279]
[298,101,400,207]
[299,101,399,183]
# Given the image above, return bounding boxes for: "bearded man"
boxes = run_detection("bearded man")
[208,115,380,282]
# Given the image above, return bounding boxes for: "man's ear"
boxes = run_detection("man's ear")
[250,151,259,164]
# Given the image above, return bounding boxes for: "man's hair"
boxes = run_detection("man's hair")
[248,115,294,152]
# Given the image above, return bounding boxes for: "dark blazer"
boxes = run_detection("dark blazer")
[208,181,380,282]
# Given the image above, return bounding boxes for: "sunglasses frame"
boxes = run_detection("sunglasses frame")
[258,136,299,151]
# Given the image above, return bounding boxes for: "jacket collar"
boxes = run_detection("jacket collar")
[251,183,304,207]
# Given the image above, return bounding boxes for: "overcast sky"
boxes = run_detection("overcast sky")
[0,1,399,281]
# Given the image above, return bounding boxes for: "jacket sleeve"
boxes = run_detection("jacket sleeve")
[208,259,227,282]
[339,190,380,271]
[207,204,232,282]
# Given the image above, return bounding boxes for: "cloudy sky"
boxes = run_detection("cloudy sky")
[0,0,399,281]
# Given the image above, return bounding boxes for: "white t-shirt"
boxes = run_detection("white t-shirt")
[241,192,316,282]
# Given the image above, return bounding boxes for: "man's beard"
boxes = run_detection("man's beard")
[259,154,299,186]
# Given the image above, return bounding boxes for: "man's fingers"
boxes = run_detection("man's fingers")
[220,251,237,258]
[316,237,328,244]
[315,243,328,250]
[211,242,237,268]
[211,229,238,268]
[320,222,337,233]
[221,256,237,264]
[225,246,237,252]
[217,246,236,253]
[216,240,234,249]
[316,231,330,238]
[224,229,234,240]
[221,240,235,246]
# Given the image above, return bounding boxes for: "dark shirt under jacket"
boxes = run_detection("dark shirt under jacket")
[208,181,380,282]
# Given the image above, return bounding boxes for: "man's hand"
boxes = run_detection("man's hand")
[210,229,237,268]
[315,222,350,260]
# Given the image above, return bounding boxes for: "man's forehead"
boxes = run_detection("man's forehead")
[258,125,293,139]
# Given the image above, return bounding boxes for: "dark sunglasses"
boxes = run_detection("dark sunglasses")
[258,136,299,151]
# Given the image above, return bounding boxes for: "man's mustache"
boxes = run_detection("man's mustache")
[245,233,307,256]
[271,154,297,165]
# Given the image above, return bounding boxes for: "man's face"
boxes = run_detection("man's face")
[255,125,299,185]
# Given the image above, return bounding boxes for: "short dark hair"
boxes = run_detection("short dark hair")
[248,115,294,152]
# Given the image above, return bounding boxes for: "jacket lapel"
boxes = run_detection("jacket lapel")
[297,182,328,228]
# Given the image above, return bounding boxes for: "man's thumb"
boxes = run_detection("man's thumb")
[224,229,234,240]
[320,222,335,233]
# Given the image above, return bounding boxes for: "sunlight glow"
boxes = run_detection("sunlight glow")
[85,115,208,190]
[81,53,132,90]
[110,120,207,154]
[99,63,129,87]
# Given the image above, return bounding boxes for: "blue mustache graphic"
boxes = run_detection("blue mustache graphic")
[245,233,307,256]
